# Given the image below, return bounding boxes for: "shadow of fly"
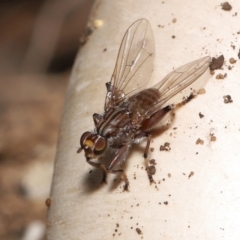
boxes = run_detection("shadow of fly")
[78,19,211,191]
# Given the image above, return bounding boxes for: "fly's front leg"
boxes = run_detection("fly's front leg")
[107,145,129,191]
[86,158,108,184]
[135,132,155,185]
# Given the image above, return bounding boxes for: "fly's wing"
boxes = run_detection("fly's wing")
[104,19,154,111]
[143,56,211,119]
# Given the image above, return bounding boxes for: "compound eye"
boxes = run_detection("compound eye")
[94,137,106,155]
[80,132,92,148]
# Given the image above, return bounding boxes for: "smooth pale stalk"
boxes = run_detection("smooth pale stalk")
[47,1,240,239]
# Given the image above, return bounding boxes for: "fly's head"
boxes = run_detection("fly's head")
[78,131,107,160]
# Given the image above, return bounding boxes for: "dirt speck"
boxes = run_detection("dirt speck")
[223,95,233,103]
[149,159,156,165]
[147,166,156,176]
[80,27,93,46]
[160,142,171,151]
[229,57,236,64]
[199,112,204,118]
[172,18,177,23]
[196,138,204,145]
[210,133,217,142]
[197,88,206,94]
[221,2,232,11]
[188,171,194,179]
[45,198,51,207]
[216,73,226,80]
[210,55,224,70]
[136,228,142,235]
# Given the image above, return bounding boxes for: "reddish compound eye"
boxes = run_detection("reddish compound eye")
[94,137,106,155]
[80,132,92,148]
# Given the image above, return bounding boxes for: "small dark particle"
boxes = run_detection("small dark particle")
[116,223,119,228]
[184,93,195,103]
[150,147,154,152]
[238,49,240,59]
[149,159,156,165]
[210,133,217,142]
[210,55,224,70]
[134,172,136,180]
[147,166,156,175]
[210,70,215,75]
[160,142,171,151]
[172,18,177,23]
[188,171,194,179]
[223,95,233,103]
[229,57,236,64]
[216,73,226,80]
[89,170,92,174]
[136,228,142,235]
[79,27,93,46]
[196,138,204,145]
[168,173,171,178]
[199,112,204,118]
[103,48,107,52]
[45,198,51,207]
[163,201,168,205]
[221,2,232,11]
[197,88,206,94]
[172,35,176,39]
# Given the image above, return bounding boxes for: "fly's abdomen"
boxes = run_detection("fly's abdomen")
[129,88,160,123]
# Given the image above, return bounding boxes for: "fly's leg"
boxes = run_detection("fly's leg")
[135,132,155,184]
[86,158,108,184]
[107,145,129,191]
[108,169,129,191]
[144,134,156,184]
[136,106,172,184]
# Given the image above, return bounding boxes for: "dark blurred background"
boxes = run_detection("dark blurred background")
[0,0,94,239]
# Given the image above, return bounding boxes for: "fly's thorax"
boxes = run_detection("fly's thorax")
[96,106,134,139]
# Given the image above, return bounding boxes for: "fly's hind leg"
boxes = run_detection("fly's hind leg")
[137,105,172,185]
[107,145,130,191]
[135,132,155,185]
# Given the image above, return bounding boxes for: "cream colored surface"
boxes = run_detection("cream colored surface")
[47,0,240,239]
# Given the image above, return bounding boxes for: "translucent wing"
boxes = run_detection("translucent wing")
[141,56,211,120]
[105,19,154,111]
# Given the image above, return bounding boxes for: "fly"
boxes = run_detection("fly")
[78,19,211,191]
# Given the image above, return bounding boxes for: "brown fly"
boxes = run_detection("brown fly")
[78,19,210,190]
